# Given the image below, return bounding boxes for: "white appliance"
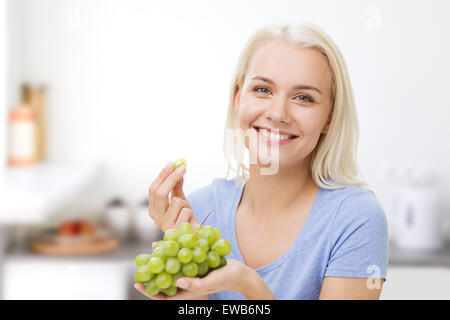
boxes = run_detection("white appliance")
[394,166,445,250]
[133,198,163,243]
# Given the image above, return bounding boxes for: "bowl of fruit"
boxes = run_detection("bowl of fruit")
[29,219,119,255]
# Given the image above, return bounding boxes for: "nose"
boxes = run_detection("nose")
[264,97,290,124]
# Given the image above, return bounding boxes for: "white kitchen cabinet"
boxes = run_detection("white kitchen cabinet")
[380,266,450,300]
[0,242,153,300]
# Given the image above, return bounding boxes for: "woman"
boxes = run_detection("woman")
[135,22,388,300]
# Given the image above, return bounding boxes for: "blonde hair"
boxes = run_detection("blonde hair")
[223,22,370,190]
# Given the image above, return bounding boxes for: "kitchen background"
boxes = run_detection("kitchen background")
[1,0,450,299]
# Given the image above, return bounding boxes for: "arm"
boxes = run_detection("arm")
[319,277,384,300]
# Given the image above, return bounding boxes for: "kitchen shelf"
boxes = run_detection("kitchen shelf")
[0,162,99,224]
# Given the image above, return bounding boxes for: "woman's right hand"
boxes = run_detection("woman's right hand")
[148,161,199,232]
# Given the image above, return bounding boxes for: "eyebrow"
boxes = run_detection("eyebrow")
[250,76,322,95]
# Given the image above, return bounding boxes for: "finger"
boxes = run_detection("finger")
[171,176,187,201]
[152,242,156,250]
[154,165,186,215]
[163,197,191,230]
[189,213,200,228]
[174,207,193,230]
[148,162,174,218]
[175,276,215,294]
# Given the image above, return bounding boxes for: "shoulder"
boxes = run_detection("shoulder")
[325,185,388,237]
[323,185,389,278]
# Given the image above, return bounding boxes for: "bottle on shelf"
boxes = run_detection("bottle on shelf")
[22,83,47,163]
[7,86,36,167]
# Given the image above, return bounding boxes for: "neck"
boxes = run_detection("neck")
[242,158,315,218]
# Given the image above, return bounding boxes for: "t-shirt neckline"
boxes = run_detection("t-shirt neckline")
[228,179,323,274]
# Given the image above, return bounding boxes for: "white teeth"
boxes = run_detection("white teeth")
[259,129,292,140]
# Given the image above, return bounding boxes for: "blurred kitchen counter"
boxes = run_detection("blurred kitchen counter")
[2,239,156,262]
[388,239,450,268]
[384,240,450,299]
[0,240,158,299]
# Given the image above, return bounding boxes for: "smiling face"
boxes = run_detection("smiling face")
[234,39,334,170]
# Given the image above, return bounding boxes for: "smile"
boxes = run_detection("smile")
[253,126,299,145]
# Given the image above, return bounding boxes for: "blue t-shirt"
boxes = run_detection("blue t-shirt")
[187,177,389,300]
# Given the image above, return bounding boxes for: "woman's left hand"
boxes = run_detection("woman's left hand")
[134,259,249,300]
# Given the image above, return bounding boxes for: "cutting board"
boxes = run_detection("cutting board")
[29,227,119,255]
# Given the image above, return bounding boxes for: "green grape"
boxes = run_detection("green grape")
[219,256,227,268]
[177,248,193,264]
[173,158,187,171]
[178,222,193,235]
[165,257,181,274]
[164,229,179,242]
[153,240,164,248]
[162,285,178,296]
[152,246,167,261]
[156,272,173,289]
[197,261,209,277]
[135,270,152,283]
[197,226,206,238]
[178,233,196,249]
[148,256,164,273]
[163,240,179,257]
[213,227,221,240]
[145,278,160,296]
[182,262,199,277]
[135,265,152,282]
[135,253,152,267]
[192,246,207,263]
[203,226,219,246]
[172,271,183,286]
[196,238,209,252]
[206,251,221,268]
[212,239,232,256]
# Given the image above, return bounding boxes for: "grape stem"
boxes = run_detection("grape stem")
[193,210,213,237]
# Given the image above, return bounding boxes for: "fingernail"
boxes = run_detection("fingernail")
[176,279,189,289]
[175,165,186,174]
[165,162,173,172]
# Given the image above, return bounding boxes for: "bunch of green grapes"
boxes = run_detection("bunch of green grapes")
[133,222,232,296]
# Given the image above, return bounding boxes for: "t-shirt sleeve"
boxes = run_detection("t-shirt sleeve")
[324,190,389,281]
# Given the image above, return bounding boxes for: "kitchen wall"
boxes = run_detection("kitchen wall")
[0,0,6,176]
[6,0,450,237]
